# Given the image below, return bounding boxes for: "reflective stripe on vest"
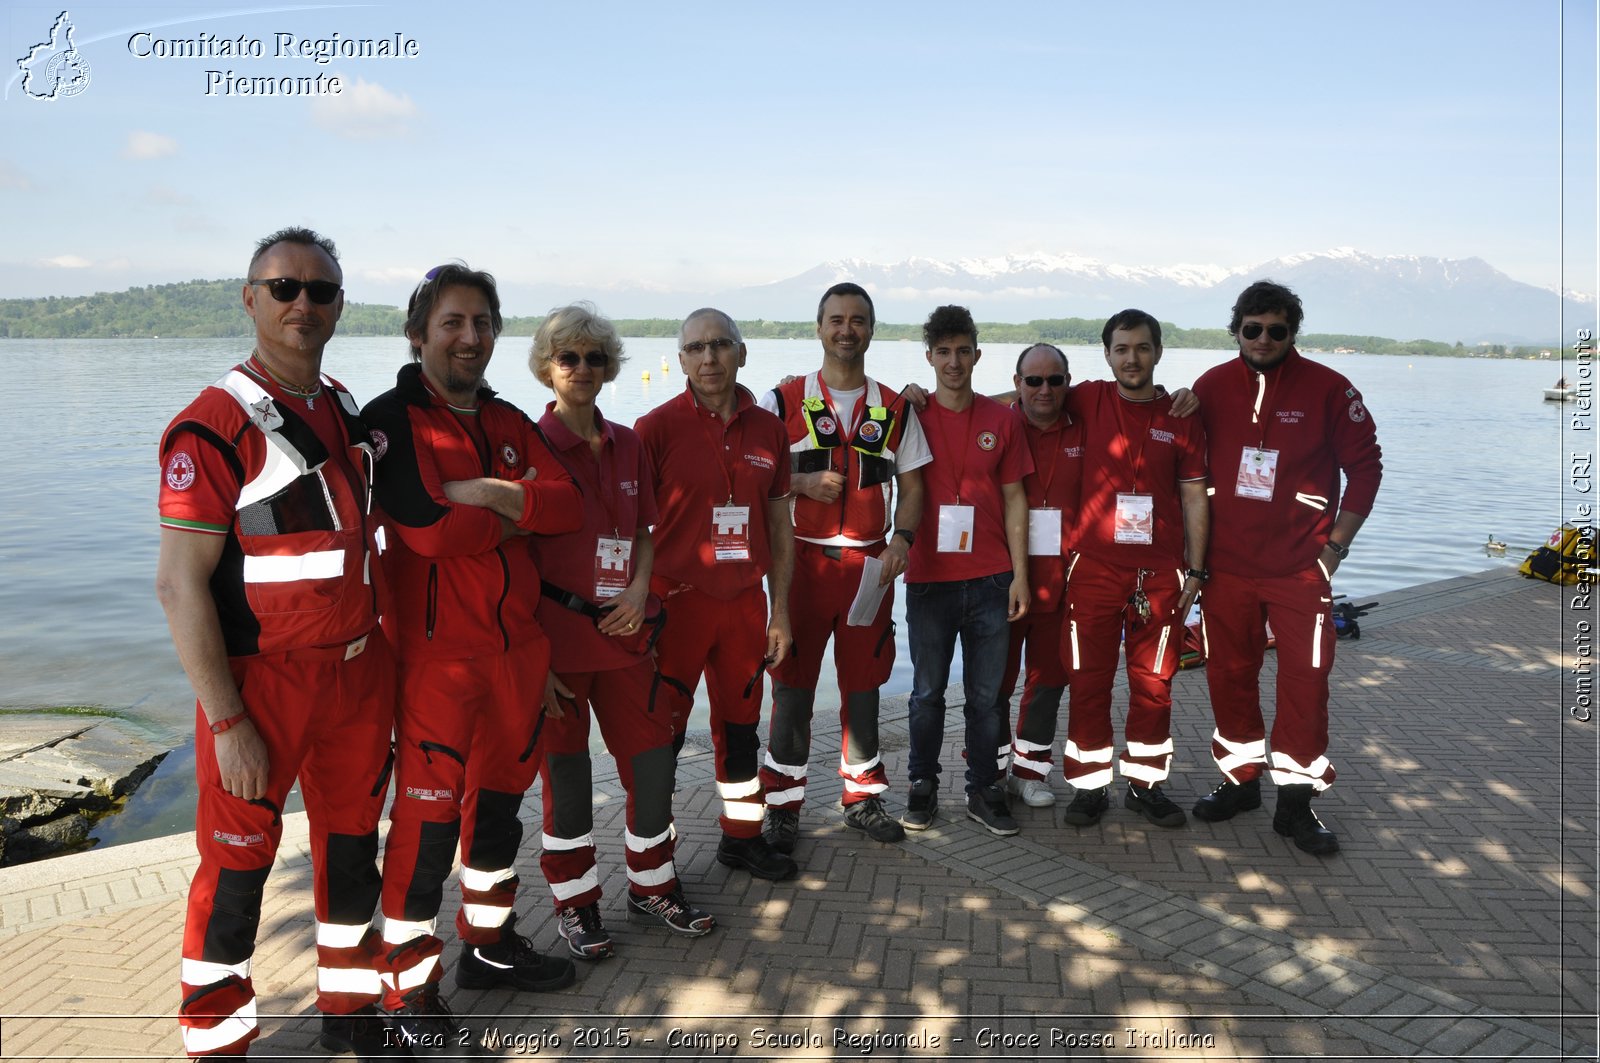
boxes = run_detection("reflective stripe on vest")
[242,550,346,584]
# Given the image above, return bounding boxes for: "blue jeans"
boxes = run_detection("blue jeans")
[905,571,1013,794]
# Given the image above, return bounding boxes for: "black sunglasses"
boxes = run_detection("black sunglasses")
[250,278,342,305]
[1022,374,1067,388]
[1240,322,1290,342]
[554,350,609,369]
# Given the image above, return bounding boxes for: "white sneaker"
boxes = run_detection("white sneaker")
[1005,774,1056,808]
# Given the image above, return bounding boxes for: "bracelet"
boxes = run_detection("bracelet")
[1185,567,1210,583]
[1325,540,1349,560]
[209,711,249,735]
[893,528,916,547]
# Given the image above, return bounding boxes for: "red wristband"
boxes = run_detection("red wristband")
[209,711,249,735]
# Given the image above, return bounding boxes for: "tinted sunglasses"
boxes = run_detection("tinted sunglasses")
[1240,322,1290,342]
[554,350,609,369]
[681,338,738,356]
[250,278,341,304]
[1022,374,1067,388]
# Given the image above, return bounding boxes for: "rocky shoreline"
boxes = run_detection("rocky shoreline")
[0,714,170,866]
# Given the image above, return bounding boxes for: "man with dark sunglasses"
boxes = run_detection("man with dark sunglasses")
[361,263,584,1046]
[158,227,400,1057]
[636,308,798,882]
[994,344,1084,811]
[1190,280,1383,855]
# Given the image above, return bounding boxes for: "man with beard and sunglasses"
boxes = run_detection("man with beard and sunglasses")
[636,308,798,882]
[361,263,584,1049]
[158,227,398,1058]
[1190,281,1382,856]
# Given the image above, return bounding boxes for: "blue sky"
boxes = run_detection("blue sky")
[1,0,1593,316]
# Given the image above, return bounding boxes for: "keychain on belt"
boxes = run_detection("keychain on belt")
[1128,568,1152,627]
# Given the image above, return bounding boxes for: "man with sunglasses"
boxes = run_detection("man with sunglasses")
[1190,281,1383,855]
[758,282,932,855]
[361,263,583,1045]
[158,227,399,1057]
[636,308,798,882]
[994,344,1084,811]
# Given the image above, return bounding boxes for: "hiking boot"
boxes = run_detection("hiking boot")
[1060,785,1109,826]
[1192,777,1262,822]
[1124,782,1188,828]
[455,913,576,993]
[902,778,938,831]
[556,902,614,961]
[1006,774,1056,808]
[716,832,798,881]
[626,889,717,936]
[965,784,1020,836]
[843,796,906,842]
[320,1005,409,1059]
[1273,784,1340,855]
[763,808,800,854]
[387,984,477,1057]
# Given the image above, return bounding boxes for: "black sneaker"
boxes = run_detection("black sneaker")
[1192,777,1262,822]
[717,832,798,880]
[1124,782,1188,828]
[902,778,938,831]
[319,1005,410,1059]
[762,807,800,854]
[965,784,1020,836]
[387,985,477,1057]
[1060,785,1109,826]
[556,902,614,960]
[455,913,576,992]
[626,889,717,936]
[843,796,906,842]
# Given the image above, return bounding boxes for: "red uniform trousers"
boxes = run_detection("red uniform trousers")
[1200,567,1338,790]
[999,606,1069,782]
[179,631,394,1058]
[376,635,549,1003]
[653,583,771,839]
[1061,556,1184,788]
[537,661,679,907]
[763,540,897,810]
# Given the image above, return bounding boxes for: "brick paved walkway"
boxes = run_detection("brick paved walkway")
[0,569,1593,1061]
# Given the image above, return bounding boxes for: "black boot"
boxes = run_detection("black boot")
[1272,784,1339,855]
[1193,777,1262,822]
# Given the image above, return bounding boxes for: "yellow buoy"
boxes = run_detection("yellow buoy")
[642,370,651,381]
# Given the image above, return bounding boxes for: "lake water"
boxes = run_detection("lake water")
[0,337,1573,846]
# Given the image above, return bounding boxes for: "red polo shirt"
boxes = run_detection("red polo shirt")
[1015,405,1085,613]
[531,404,659,672]
[1069,380,1206,569]
[636,383,791,601]
[906,394,1032,584]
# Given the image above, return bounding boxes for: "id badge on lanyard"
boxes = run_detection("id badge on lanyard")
[1028,507,1062,556]
[711,505,752,562]
[937,504,976,553]
[594,536,633,599]
[1113,493,1154,545]
[1235,446,1279,500]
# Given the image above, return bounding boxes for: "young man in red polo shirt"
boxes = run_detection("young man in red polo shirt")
[637,307,798,882]
[1060,309,1209,830]
[902,305,1033,836]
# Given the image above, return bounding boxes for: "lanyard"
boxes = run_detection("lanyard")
[1031,417,1066,501]
[933,399,976,504]
[693,398,740,505]
[1109,391,1153,493]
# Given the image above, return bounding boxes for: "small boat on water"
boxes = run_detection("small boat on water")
[1544,376,1576,402]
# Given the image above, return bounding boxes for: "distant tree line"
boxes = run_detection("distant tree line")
[0,280,1551,358]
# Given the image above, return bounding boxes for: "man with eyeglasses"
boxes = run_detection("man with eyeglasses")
[993,344,1084,811]
[635,308,798,882]
[158,227,398,1057]
[361,263,583,1047]
[1190,281,1382,855]
[758,282,932,855]
[1059,309,1209,832]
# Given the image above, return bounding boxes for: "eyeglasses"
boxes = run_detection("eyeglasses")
[249,278,342,304]
[1240,322,1290,342]
[1022,374,1068,388]
[680,338,738,356]
[554,350,609,369]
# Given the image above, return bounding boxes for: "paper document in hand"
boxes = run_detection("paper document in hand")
[847,555,890,626]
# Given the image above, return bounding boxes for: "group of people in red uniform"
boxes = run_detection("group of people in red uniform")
[156,228,1381,1058]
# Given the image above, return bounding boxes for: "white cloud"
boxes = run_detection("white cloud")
[0,161,33,190]
[123,131,178,160]
[359,266,430,286]
[41,255,92,268]
[311,75,417,140]
[146,184,194,206]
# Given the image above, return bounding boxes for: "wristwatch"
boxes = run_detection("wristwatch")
[893,528,916,547]
[1325,540,1349,560]
[1184,568,1210,583]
